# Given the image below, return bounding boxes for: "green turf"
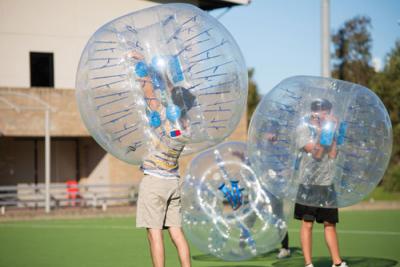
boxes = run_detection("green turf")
[0,210,399,267]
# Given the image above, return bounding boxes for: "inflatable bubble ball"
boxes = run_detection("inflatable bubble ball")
[248,76,392,208]
[76,3,248,165]
[182,141,291,261]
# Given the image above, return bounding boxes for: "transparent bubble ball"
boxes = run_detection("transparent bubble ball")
[76,3,248,165]
[182,141,291,261]
[248,76,392,208]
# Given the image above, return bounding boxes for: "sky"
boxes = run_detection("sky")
[210,0,400,94]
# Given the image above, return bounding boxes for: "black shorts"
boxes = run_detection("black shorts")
[294,203,339,224]
[294,184,338,224]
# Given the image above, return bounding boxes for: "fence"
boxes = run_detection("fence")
[0,183,138,214]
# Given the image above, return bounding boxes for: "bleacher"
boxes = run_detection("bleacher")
[0,183,138,214]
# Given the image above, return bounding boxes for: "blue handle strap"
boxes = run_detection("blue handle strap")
[218,183,235,208]
[336,121,347,145]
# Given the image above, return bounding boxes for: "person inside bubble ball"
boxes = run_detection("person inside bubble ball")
[128,50,196,267]
[294,98,348,267]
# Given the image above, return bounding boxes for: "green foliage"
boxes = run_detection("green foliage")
[370,41,400,191]
[247,68,260,126]
[332,16,376,86]
[365,185,400,201]
[383,164,400,192]
[332,17,400,191]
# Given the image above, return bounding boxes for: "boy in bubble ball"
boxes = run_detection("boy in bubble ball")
[294,98,348,267]
[128,50,195,267]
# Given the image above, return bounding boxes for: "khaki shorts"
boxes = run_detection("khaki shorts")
[136,175,182,229]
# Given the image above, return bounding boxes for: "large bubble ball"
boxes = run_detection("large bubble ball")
[182,141,291,261]
[76,3,248,165]
[248,76,392,208]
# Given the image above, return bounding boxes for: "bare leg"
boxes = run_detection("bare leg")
[300,220,313,265]
[147,228,165,267]
[168,227,191,267]
[324,222,342,265]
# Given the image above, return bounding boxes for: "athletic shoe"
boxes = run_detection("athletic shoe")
[305,264,314,267]
[276,248,291,259]
[332,261,349,267]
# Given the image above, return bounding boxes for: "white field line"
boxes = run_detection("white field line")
[0,223,133,230]
[0,223,399,236]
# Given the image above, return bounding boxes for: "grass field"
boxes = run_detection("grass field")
[0,210,399,267]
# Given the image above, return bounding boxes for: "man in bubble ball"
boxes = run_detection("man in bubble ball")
[129,50,195,267]
[294,98,348,267]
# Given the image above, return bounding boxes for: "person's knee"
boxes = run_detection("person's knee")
[323,221,336,229]
[147,228,163,244]
[302,220,314,230]
[168,227,185,243]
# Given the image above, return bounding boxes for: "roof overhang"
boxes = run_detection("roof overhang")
[152,0,251,10]
[199,0,250,10]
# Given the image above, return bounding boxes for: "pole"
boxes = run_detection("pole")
[45,109,51,213]
[321,0,331,78]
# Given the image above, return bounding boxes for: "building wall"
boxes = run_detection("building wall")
[0,87,88,136]
[0,86,248,186]
[0,137,82,185]
[0,0,164,89]
[0,138,35,185]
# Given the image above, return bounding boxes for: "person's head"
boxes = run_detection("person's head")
[171,86,197,118]
[310,98,332,121]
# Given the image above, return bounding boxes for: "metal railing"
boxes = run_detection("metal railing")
[0,183,138,214]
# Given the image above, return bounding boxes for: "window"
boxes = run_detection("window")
[30,52,54,87]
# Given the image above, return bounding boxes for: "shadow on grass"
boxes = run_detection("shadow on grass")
[272,256,398,267]
[192,247,303,262]
[203,266,266,267]
[193,250,398,267]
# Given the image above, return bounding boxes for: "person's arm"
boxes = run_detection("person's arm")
[322,114,338,159]
[300,122,325,160]
[303,141,325,160]
[303,130,338,160]
[128,51,160,111]
[141,76,160,111]
[327,139,338,159]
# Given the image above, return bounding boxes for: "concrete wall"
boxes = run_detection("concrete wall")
[0,137,91,185]
[0,86,247,186]
[0,0,161,88]
[0,87,88,136]
[0,0,248,89]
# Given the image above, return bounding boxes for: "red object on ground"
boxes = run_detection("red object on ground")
[66,180,79,207]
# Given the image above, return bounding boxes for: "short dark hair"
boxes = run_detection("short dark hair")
[171,86,197,117]
[310,98,332,112]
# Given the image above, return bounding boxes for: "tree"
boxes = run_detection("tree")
[369,41,400,191]
[332,16,400,191]
[331,16,375,86]
[247,68,260,126]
